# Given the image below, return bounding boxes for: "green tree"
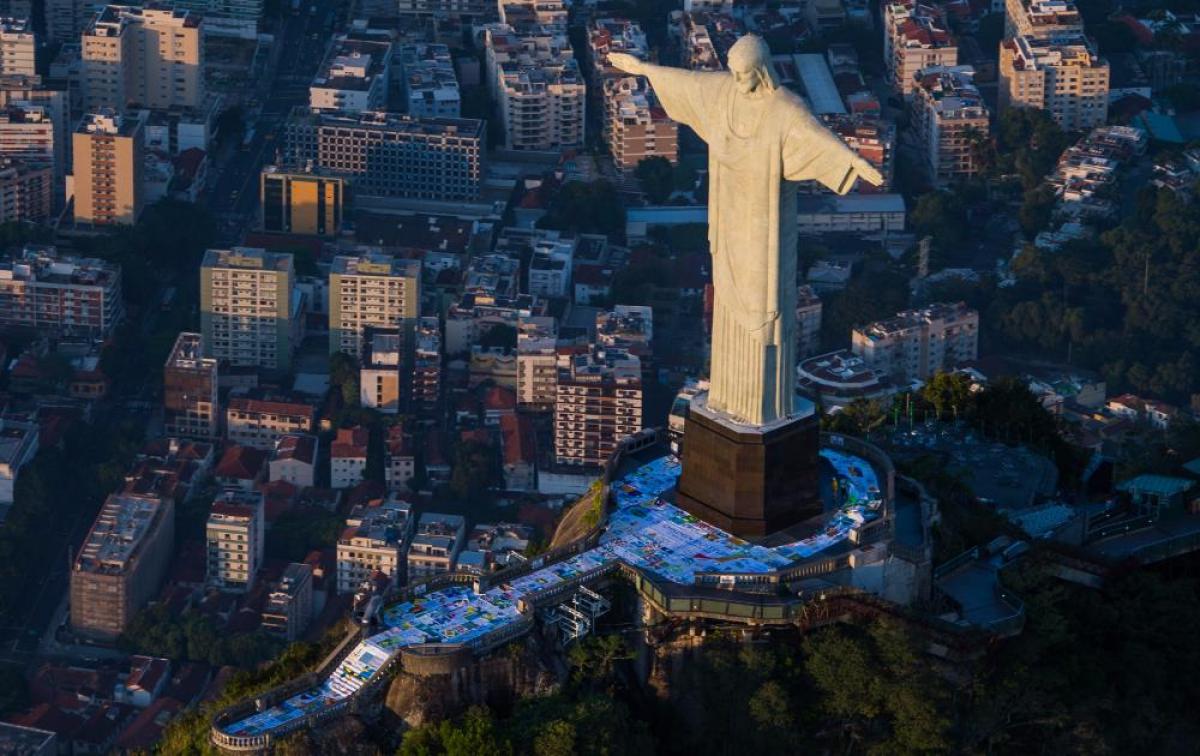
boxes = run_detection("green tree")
[635,156,675,204]
[449,440,498,503]
[921,371,974,420]
[478,324,517,351]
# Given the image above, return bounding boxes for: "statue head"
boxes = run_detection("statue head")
[727,35,780,96]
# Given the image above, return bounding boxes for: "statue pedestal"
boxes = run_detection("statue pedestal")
[675,393,821,539]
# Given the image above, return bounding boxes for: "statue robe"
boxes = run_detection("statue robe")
[640,65,865,425]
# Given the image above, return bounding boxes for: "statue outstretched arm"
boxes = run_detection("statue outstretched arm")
[607,54,725,141]
[782,105,885,193]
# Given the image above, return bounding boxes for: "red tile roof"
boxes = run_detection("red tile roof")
[215,445,267,481]
[331,427,369,459]
[499,413,535,465]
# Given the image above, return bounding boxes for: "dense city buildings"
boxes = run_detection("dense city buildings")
[261,563,313,642]
[484,24,585,152]
[259,168,344,237]
[205,489,264,593]
[1000,34,1110,131]
[81,6,205,113]
[360,329,403,413]
[553,347,643,468]
[407,512,466,579]
[396,0,490,15]
[336,495,413,594]
[309,34,392,114]
[0,80,68,191]
[397,43,460,118]
[71,493,175,640]
[72,110,144,227]
[883,0,957,95]
[163,332,219,440]
[912,66,990,186]
[329,252,420,358]
[226,391,316,449]
[285,109,484,200]
[851,302,980,382]
[796,285,823,359]
[200,247,297,372]
[0,18,35,77]
[0,246,123,338]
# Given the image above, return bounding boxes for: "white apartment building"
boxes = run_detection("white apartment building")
[310,35,392,114]
[226,392,315,450]
[330,426,368,489]
[484,24,585,152]
[407,512,466,579]
[0,78,69,193]
[206,490,264,593]
[554,348,643,468]
[200,247,297,372]
[397,43,460,118]
[851,302,979,382]
[163,331,219,440]
[82,5,205,113]
[329,252,420,359]
[0,103,56,178]
[0,157,50,223]
[1000,33,1109,132]
[884,0,957,95]
[336,494,413,594]
[0,18,35,77]
[517,315,558,411]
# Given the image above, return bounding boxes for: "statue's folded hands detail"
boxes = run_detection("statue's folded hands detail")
[611,37,883,427]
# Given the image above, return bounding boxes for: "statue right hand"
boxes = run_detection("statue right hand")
[608,53,644,75]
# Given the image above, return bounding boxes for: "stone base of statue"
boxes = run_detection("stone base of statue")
[675,392,821,539]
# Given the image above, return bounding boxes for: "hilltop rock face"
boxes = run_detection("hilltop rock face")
[383,643,558,729]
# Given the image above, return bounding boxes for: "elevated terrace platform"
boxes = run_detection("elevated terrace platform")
[212,434,895,750]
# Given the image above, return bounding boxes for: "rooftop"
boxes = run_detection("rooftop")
[74,494,167,576]
[202,247,294,273]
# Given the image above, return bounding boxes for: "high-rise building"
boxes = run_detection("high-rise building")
[81,6,205,113]
[0,246,123,338]
[0,103,57,182]
[168,0,263,25]
[1000,34,1109,132]
[360,329,402,413]
[484,24,585,152]
[851,302,979,382]
[71,493,174,640]
[45,0,91,44]
[206,489,264,593]
[588,18,678,170]
[0,77,70,196]
[261,563,313,641]
[553,347,643,468]
[912,65,990,186]
[397,43,460,118]
[413,316,441,409]
[72,110,144,227]
[406,512,466,579]
[1004,0,1082,39]
[200,247,297,372]
[163,332,218,440]
[883,0,957,95]
[0,157,50,222]
[329,252,420,358]
[517,316,558,411]
[336,494,413,594]
[796,285,822,359]
[284,109,484,201]
[0,18,35,76]
[309,34,392,114]
[259,167,343,237]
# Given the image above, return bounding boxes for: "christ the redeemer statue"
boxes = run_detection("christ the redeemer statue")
[611,36,883,427]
